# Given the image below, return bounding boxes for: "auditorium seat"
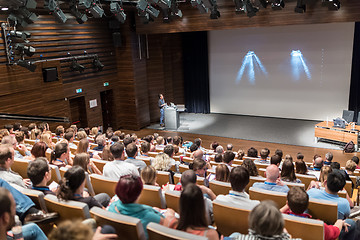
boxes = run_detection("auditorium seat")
[178,164,189,173]
[246,176,266,193]
[90,207,146,240]
[258,168,266,177]
[59,167,67,179]
[181,157,193,164]
[24,139,36,145]
[233,160,243,165]
[295,173,317,189]
[136,156,152,166]
[89,143,98,150]
[90,174,117,197]
[283,214,324,240]
[344,180,353,197]
[185,152,192,157]
[12,185,48,212]
[147,222,207,240]
[91,158,107,172]
[138,185,166,209]
[308,198,337,225]
[44,194,90,223]
[249,187,287,208]
[157,171,173,185]
[173,173,181,184]
[11,159,30,179]
[148,152,159,158]
[209,161,222,167]
[85,172,95,196]
[49,164,61,183]
[69,147,77,155]
[254,163,269,170]
[164,190,181,213]
[213,199,252,236]
[209,180,231,196]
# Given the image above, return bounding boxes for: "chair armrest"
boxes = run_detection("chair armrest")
[351,188,359,206]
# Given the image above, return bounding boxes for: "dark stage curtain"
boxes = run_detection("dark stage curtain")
[182,31,210,114]
[349,22,360,121]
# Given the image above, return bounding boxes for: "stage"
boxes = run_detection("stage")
[148,113,348,150]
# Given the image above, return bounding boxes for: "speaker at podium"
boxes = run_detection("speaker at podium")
[164,103,185,130]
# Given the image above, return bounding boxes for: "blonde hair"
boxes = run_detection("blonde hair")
[319,166,332,186]
[30,129,41,140]
[345,160,356,172]
[141,166,157,185]
[101,145,114,161]
[40,133,52,147]
[237,149,245,160]
[90,127,98,136]
[48,220,94,240]
[151,153,172,171]
[77,131,87,140]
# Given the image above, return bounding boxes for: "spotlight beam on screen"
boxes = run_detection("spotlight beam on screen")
[236,51,267,84]
[291,50,311,80]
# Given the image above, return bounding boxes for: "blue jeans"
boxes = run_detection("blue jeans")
[339,219,357,240]
[160,108,164,125]
[0,179,34,221]
[22,223,47,240]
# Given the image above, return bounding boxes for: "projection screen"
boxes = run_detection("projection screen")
[209,22,354,121]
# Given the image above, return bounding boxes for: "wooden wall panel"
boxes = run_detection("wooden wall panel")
[135,0,360,34]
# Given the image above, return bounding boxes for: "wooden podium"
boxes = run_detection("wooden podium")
[315,121,359,150]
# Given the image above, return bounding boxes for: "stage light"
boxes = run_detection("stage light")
[191,0,208,14]
[15,43,35,57]
[269,0,284,10]
[137,0,160,18]
[294,0,306,13]
[44,0,68,23]
[17,59,37,72]
[1,8,9,11]
[18,7,38,23]
[170,0,183,17]
[9,30,31,42]
[78,0,92,9]
[244,0,258,17]
[70,60,85,73]
[9,0,37,9]
[92,57,104,71]
[322,0,340,10]
[53,8,68,23]
[110,2,126,23]
[8,13,29,28]
[234,0,245,13]
[70,6,88,24]
[89,2,104,18]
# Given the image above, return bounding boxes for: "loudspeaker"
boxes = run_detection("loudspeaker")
[112,32,122,47]
[342,110,354,123]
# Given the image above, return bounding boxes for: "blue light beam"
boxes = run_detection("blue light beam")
[236,51,267,84]
[290,50,311,80]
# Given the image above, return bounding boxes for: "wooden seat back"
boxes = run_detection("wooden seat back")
[295,173,317,189]
[91,158,108,172]
[213,200,252,236]
[249,187,287,208]
[90,174,117,197]
[147,222,207,240]
[209,180,231,196]
[284,214,324,240]
[164,190,181,213]
[157,171,172,186]
[246,176,266,193]
[90,207,146,240]
[308,198,337,225]
[138,185,166,209]
[179,164,189,173]
[12,159,30,179]
[49,164,61,183]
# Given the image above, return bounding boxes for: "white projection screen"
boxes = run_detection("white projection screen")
[209,23,354,121]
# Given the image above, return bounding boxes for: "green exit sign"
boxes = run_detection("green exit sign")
[76,88,82,93]
[103,82,109,87]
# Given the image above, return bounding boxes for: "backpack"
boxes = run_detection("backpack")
[343,141,355,153]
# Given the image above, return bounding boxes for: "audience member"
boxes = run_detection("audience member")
[237,149,245,160]
[241,159,259,176]
[308,155,324,179]
[108,175,176,239]
[216,166,260,208]
[100,145,114,161]
[281,159,301,183]
[280,187,356,240]
[124,143,146,171]
[57,166,110,208]
[103,142,139,179]
[93,135,106,151]
[190,159,209,186]
[27,158,55,195]
[214,153,223,163]
[275,149,283,159]
[345,160,356,176]
[284,154,293,163]
[215,164,230,182]
[140,141,151,157]
[77,131,88,141]
[230,201,300,240]
[40,133,54,150]
[2,135,30,159]
[247,147,258,158]
[325,152,333,166]
[223,151,235,170]
[351,156,360,170]
[64,131,76,149]
[252,165,289,193]
[50,142,71,168]
[27,141,48,160]
[307,171,350,219]
[73,153,102,174]
[226,143,233,151]
[141,166,158,186]
[270,154,282,167]
[254,148,270,164]
[0,145,29,188]
[210,141,219,152]
[176,184,219,240]
[295,159,308,175]
[215,145,224,154]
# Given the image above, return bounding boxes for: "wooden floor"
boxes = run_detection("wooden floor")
[122,128,359,167]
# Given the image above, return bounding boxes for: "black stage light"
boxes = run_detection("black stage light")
[53,8,68,23]
[170,0,182,17]
[44,0,57,11]
[269,0,284,10]
[9,30,31,41]
[44,0,68,23]
[294,0,306,13]
[322,0,340,10]
[234,0,245,13]
[110,2,126,23]
[15,43,35,57]
[8,13,28,28]
[18,8,38,23]
[70,60,85,73]
[70,6,88,24]
[137,0,160,18]
[191,0,208,14]
[78,0,92,9]
[89,3,104,18]
[17,59,37,72]
[9,0,37,9]
[244,0,258,17]
[93,57,104,71]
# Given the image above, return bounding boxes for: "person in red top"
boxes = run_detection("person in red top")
[280,187,356,240]
[351,156,360,170]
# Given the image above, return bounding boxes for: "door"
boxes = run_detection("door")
[100,90,115,129]
[69,96,88,128]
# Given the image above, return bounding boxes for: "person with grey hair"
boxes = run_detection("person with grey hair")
[226,144,233,151]
[2,135,30,159]
[215,145,224,154]
[93,134,106,151]
[324,152,333,166]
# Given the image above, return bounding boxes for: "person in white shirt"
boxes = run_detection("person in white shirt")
[216,166,260,209]
[103,142,139,180]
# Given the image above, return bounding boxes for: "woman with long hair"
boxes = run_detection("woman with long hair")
[215,164,230,182]
[241,159,259,176]
[73,153,102,175]
[176,184,219,240]
[281,159,301,183]
[50,143,70,168]
[57,166,109,208]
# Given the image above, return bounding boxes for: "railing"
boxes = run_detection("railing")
[0,113,69,123]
